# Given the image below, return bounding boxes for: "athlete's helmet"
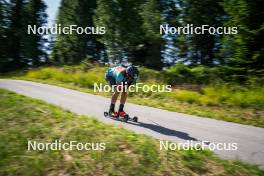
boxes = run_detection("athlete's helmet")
[126,66,139,79]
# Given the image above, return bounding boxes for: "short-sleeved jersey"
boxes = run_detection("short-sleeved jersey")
[106,65,138,85]
[106,66,127,83]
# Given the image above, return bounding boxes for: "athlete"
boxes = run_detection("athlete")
[105,65,139,117]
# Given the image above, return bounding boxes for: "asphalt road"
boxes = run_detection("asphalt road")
[1,79,264,167]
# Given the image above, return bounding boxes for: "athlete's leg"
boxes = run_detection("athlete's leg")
[108,91,119,113]
[120,92,127,105]
[111,91,120,104]
[119,92,127,112]
[106,75,119,113]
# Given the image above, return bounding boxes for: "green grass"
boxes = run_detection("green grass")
[25,66,107,89]
[0,88,263,175]
[2,65,264,127]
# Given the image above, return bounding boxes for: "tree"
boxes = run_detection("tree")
[23,0,47,67]
[222,0,264,71]
[0,0,48,72]
[181,0,225,66]
[135,0,164,70]
[94,0,165,70]
[52,0,102,65]
[0,0,9,72]
[159,0,181,64]
[94,0,144,63]
[6,0,27,70]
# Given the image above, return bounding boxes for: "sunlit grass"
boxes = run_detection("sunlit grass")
[4,65,264,127]
[0,88,263,175]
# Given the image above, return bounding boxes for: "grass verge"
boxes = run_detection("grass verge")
[0,88,263,175]
[3,65,263,127]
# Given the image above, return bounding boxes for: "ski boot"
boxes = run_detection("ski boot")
[118,111,129,122]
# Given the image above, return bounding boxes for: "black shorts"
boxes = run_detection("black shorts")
[105,75,116,86]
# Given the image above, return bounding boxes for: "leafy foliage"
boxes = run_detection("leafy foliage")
[0,0,263,89]
[0,0,47,73]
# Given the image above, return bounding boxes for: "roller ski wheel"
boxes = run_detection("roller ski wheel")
[104,111,118,119]
[104,112,109,117]
[132,116,138,122]
[104,111,139,123]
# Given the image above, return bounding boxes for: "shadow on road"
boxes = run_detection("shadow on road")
[130,121,197,141]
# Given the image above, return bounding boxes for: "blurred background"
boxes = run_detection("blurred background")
[1,1,264,175]
[0,0,263,73]
[0,0,263,125]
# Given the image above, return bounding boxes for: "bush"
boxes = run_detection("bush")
[23,65,264,108]
[190,66,220,84]
[226,87,264,107]
[201,84,264,107]
[163,64,193,85]
[25,66,107,89]
[163,64,221,85]
[169,90,202,104]
[138,67,162,83]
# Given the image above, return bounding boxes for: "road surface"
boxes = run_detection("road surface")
[0,79,264,167]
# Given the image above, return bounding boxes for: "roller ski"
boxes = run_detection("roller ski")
[104,111,138,123]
